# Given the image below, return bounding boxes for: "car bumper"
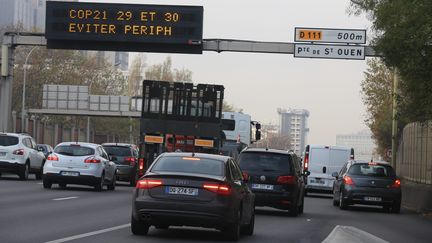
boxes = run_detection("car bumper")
[342,186,401,206]
[253,191,296,209]
[133,193,237,228]
[0,161,25,173]
[43,173,100,186]
[115,166,134,181]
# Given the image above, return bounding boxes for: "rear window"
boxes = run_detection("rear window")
[103,146,132,156]
[151,156,225,176]
[54,145,95,156]
[238,152,292,174]
[0,135,19,146]
[348,163,395,177]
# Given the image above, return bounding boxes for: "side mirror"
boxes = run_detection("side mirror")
[37,147,44,152]
[331,172,339,178]
[304,170,311,176]
[242,171,249,183]
[255,130,261,141]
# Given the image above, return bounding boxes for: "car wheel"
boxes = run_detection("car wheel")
[298,197,304,214]
[19,162,30,180]
[43,179,52,189]
[339,190,347,210]
[391,202,401,214]
[288,198,299,217]
[130,173,137,187]
[333,192,339,206]
[35,161,45,180]
[94,174,104,191]
[107,174,116,191]
[224,209,241,241]
[240,209,254,236]
[131,214,149,235]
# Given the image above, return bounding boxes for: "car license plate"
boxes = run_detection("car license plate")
[166,186,198,196]
[310,179,325,184]
[0,152,6,157]
[251,184,274,190]
[60,171,79,176]
[364,196,382,202]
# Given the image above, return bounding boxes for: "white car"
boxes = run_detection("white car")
[0,133,45,180]
[43,142,117,191]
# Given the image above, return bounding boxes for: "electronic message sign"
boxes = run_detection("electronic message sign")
[45,1,203,54]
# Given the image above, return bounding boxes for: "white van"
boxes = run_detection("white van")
[303,145,354,193]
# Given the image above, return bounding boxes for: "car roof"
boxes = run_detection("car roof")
[102,143,136,147]
[241,147,293,155]
[56,142,99,148]
[350,160,391,166]
[0,132,30,138]
[161,152,230,162]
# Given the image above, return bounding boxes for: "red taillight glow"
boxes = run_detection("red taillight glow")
[203,183,231,196]
[139,158,144,170]
[304,154,309,171]
[136,179,163,189]
[391,179,401,188]
[124,157,136,166]
[277,175,297,184]
[84,157,101,163]
[47,154,59,161]
[12,149,24,155]
[343,176,354,185]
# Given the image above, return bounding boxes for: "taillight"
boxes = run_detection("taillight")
[203,183,231,196]
[139,158,144,170]
[277,175,297,184]
[84,157,101,163]
[12,149,24,155]
[47,154,59,161]
[391,179,401,188]
[136,179,163,189]
[124,157,136,166]
[303,154,309,171]
[343,176,354,185]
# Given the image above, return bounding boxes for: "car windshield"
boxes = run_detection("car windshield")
[151,156,225,176]
[103,146,132,157]
[238,152,292,174]
[54,145,95,156]
[0,135,19,146]
[348,163,396,177]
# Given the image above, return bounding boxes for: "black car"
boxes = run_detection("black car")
[36,144,54,158]
[131,152,255,241]
[102,143,139,186]
[332,160,401,213]
[237,148,307,216]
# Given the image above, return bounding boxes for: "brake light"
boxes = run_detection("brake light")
[303,154,309,171]
[136,179,163,189]
[139,158,144,170]
[84,157,101,163]
[124,157,136,166]
[47,154,59,161]
[203,183,231,196]
[343,176,354,185]
[391,179,401,188]
[12,149,24,155]
[277,175,297,184]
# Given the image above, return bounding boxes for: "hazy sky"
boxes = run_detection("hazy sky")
[80,0,373,145]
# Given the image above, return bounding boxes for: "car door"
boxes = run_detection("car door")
[334,162,348,199]
[99,147,114,181]
[30,138,44,168]
[23,138,40,169]
[230,160,253,224]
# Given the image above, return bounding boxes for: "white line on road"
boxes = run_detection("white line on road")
[322,225,388,243]
[52,197,78,201]
[37,182,43,185]
[44,224,130,243]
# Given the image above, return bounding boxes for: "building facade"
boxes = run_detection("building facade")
[336,130,377,161]
[278,108,310,155]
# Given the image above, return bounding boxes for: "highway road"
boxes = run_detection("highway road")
[1,173,431,243]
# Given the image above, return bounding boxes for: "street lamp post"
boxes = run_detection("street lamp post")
[21,46,37,133]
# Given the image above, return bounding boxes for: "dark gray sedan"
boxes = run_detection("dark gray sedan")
[332,160,401,213]
[131,152,255,241]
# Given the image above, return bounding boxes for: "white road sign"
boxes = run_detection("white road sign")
[294,44,365,60]
[295,27,366,44]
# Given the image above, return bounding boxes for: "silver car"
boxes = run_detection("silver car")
[43,142,117,191]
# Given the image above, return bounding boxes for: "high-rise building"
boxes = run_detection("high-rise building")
[278,108,309,155]
[336,130,377,161]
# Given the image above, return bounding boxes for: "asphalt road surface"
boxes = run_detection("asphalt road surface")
[1,173,431,243]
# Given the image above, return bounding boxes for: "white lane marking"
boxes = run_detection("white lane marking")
[322,225,388,243]
[44,224,130,243]
[37,182,43,185]
[52,197,78,201]
[307,218,311,222]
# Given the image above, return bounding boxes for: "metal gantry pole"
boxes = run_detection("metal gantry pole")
[21,46,38,133]
[391,68,399,169]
